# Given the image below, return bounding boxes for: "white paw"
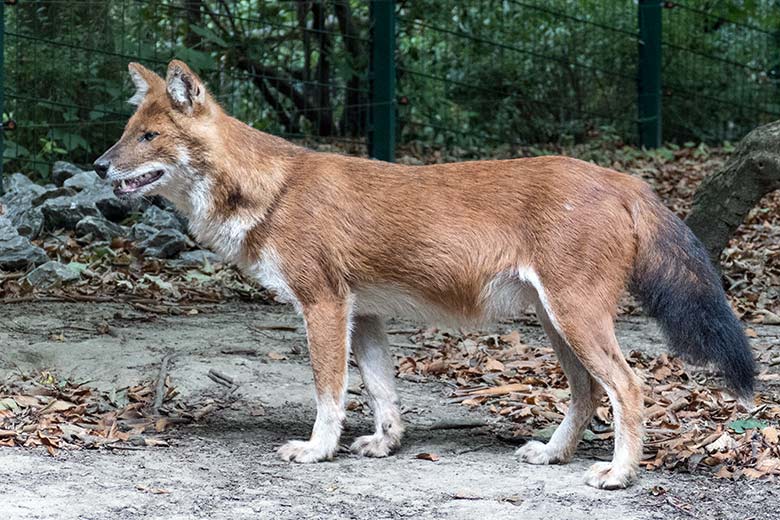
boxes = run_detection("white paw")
[350,433,399,458]
[584,461,636,490]
[515,440,564,465]
[277,439,335,463]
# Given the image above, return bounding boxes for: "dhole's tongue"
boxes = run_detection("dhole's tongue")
[113,170,164,195]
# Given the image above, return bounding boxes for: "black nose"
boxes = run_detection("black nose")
[93,159,110,179]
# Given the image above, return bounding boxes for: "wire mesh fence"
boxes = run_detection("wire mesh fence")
[1,0,779,182]
[396,0,640,155]
[662,1,780,143]
[2,0,374,180]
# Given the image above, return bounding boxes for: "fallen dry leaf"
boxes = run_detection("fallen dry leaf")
[761,426,779,445]
[136,484,171,494]
[706,433,737,453]
[415,452,440,462]
[40,399,76,414]
[484,358,506,372]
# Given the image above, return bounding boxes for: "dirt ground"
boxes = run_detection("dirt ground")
[0,301,778,520]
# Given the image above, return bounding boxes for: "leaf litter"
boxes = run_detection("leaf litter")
[0,232,273,314]
[0,370,217,455]
[399,327,780,481]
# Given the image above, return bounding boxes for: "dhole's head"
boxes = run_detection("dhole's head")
[94,60,216,200]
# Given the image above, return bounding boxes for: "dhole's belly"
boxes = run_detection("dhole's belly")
[353,271,537,323]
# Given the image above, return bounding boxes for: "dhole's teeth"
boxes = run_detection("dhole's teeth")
[121,179,127,189]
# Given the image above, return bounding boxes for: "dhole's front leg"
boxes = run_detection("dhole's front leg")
[278,299,350,463]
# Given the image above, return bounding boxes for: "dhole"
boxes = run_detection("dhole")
[94,61,754,490]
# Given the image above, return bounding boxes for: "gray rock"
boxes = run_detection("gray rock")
[31,186,77,207]
[39,182,143,229]
[3,172,46,195]
[26,260,80,288]
[40,194,101,230]
[90,185,144,222]
[1,173,44,212]
[137,229,191,259]
[130,223,159,242]
[1,176,81,239]
[0,217,48,270]
[75,216,128,241]
[14,207,44,239]
[63,170,100,191]
[51,161,84,186]
[141,206,183,232]
[176,249,221,266]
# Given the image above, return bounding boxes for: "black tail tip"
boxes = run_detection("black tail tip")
[725,357,756,403]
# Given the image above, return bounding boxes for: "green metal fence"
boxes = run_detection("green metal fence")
[396,0,641,155]
[394,0,780,155]
[1,0,779,184]
[662,1,780,143]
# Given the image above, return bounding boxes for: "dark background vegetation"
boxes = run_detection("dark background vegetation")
[3,0,780,180]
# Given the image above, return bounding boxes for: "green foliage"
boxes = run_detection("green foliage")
[2,0,779,179]
[729,419,769,433]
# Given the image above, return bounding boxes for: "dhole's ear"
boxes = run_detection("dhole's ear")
[127,62,163,106]
[166,60,207,114]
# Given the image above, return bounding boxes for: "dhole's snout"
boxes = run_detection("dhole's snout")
[92,143,168,197]
[93,144,116,179]
[93,157,110,179]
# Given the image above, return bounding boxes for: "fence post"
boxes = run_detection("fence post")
[638,0,662,148]
[369,0,395,162]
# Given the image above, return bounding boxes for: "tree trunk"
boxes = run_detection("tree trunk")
[184,0,203,49]
[685,120,780,263]
[334,0,368,136]
[311,2,334,136]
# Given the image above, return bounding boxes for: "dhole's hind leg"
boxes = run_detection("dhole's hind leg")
[350,315,404,457]
[556,314,644,489]
[516,303,603,465]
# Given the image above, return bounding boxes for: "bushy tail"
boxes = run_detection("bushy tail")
[630,190,755,399]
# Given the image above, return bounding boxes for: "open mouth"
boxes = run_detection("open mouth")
[112,170,165,195]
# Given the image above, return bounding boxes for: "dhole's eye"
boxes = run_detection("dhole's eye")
[140,131,159,142]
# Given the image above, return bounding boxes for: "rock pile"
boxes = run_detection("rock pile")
[0,163,219,289]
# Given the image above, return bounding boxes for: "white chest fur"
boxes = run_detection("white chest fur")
[248,247,300,309]
[181,180,256,264]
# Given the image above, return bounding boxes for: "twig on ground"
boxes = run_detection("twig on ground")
[455,442,495,455]
[133,302,163,313]
[428,419,488,430]
[104,444,146,451]
[153,352,175,412]
[220,348,260,357]
[451,383,532,398]
[208,369,234,387]
[390,342,428,350]
[192,403,217,421]
[249,324,299,333]
[208,368,239,394]
[387,328,420,335]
